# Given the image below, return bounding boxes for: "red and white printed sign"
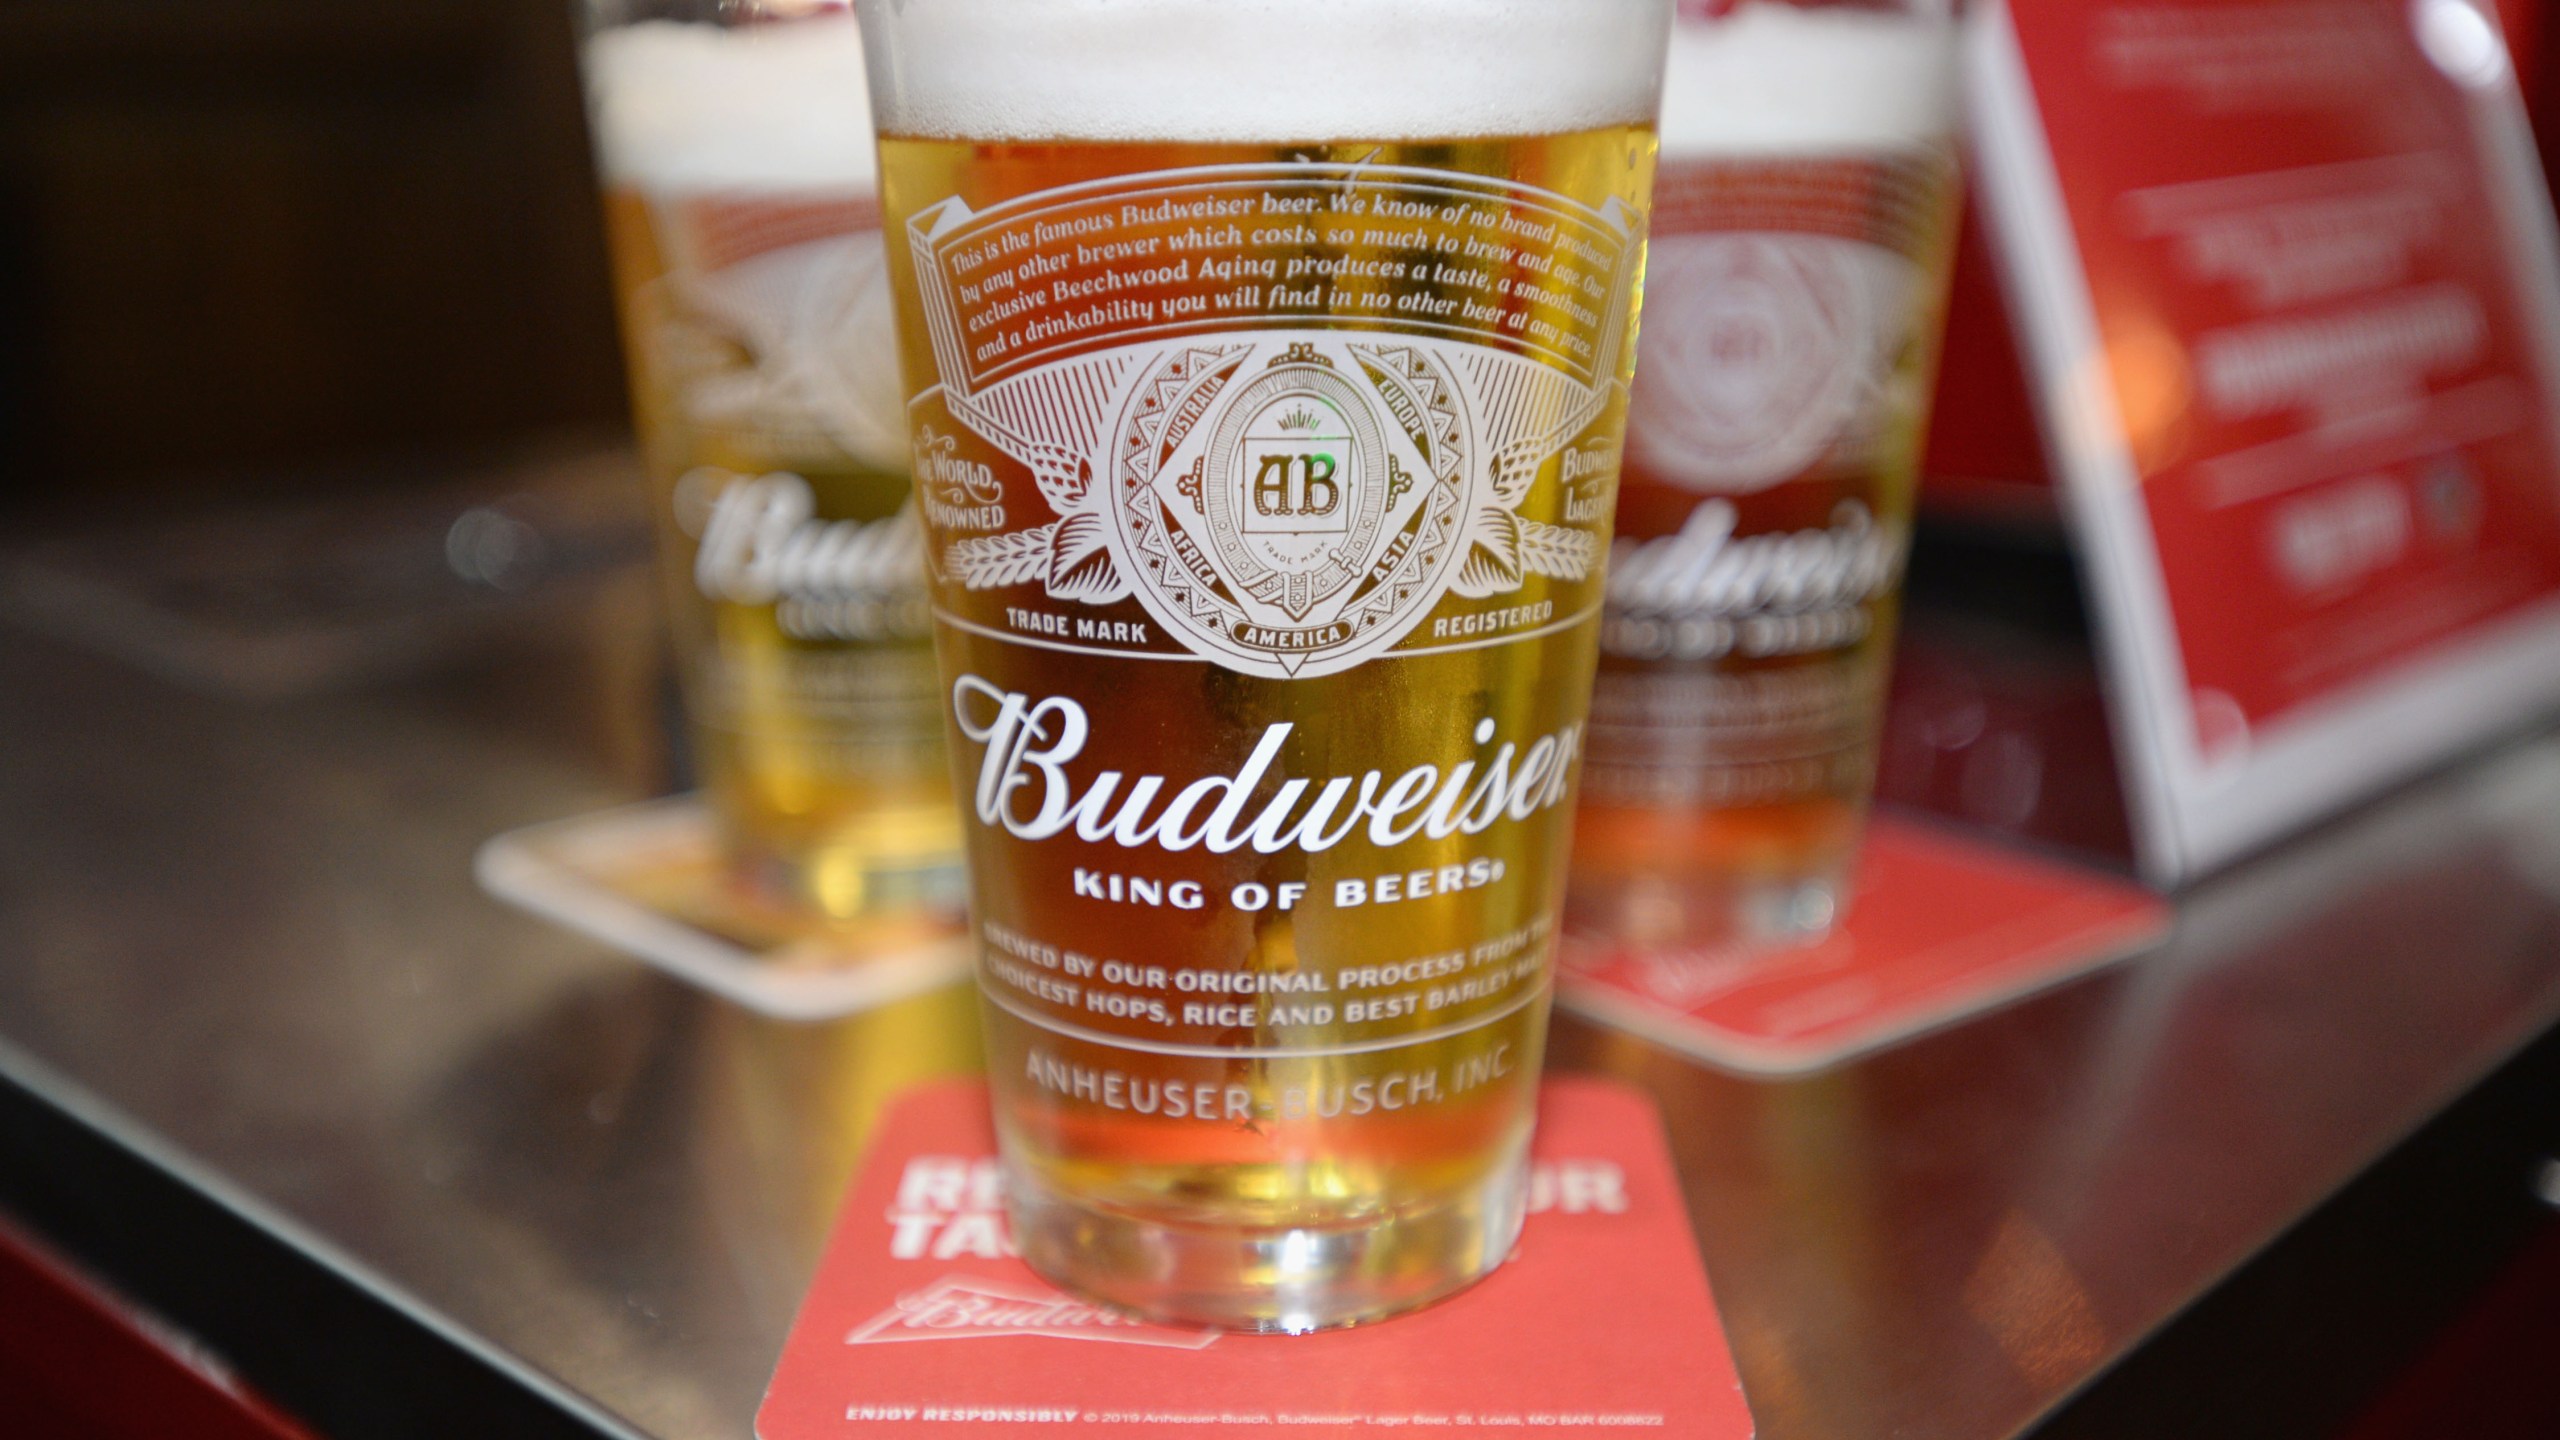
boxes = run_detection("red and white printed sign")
[756,1078,1753,1439]
[1559,815,2171,1074]
[1971,0,2560,881]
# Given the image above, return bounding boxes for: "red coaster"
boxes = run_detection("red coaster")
[757,1077,1752,1439]
[1559,816,2171,1075]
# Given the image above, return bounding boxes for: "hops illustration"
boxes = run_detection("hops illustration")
[939,388,1132,604]
[1451,380,1617,598]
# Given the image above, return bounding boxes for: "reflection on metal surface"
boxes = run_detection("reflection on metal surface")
[0,437,651,700]
[0,611,2557,1438]
[1556,727,2560,1438]
[693,983,983,1298]
[1959,1210,2106,1392]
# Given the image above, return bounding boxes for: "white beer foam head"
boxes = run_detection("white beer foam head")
[1661,3,1959,157]
[585,15,878,192]
[862,1,1670,143]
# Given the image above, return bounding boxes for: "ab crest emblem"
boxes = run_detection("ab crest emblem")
[934,331,1613,678]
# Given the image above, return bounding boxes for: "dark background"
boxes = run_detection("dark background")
[0,0,625,519]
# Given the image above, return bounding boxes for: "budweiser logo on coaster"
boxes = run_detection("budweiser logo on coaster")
[845,1276,1218,1350]
[756,1076,1753,1439]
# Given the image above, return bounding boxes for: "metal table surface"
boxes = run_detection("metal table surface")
[3,595,2560,1440]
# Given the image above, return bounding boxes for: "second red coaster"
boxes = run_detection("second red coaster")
[1559,815,2172,1074]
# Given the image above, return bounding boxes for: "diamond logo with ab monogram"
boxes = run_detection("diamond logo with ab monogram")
[940,331,1608,677]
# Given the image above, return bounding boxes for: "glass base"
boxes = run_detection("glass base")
[1004,1148,1530,1333]
[723,800,967,926]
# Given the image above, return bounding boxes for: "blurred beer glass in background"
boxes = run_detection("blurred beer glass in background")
[577,0,960,924]
[1569,0,1962,956]
[863,0,1669,1329]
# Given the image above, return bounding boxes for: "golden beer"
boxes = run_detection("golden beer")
[581,9,960,921]
[1569,3,1963,954]
[864,1,1670,1329]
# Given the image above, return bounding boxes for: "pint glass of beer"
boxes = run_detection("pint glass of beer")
[1569,0,1962,954]
[578,1,959,922]
[862,1,1671,1328]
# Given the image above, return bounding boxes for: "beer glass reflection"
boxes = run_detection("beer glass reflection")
[578,1,961,924]
[1570,0,1963,955]
[863,0,1671,1330]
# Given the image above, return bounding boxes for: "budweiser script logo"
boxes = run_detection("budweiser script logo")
[954,677,1580,855]
[845,1275,1220,1350]
[681,469,929,641]
[1606,499,1905,620]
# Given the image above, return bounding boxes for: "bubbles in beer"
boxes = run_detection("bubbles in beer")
[860,0,1669,142]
